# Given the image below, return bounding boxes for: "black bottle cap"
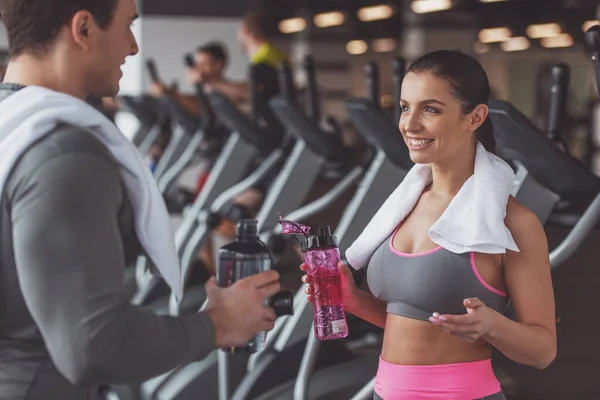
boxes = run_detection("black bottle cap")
[269,291,294,317]
[237,219,258,240]
[306,225,338,250]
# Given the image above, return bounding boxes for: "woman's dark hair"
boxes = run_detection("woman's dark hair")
[0,0,118,57]
[407,50,496,154]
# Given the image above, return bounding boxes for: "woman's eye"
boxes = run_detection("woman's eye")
[425,106,438,113]
[401,105,410,112]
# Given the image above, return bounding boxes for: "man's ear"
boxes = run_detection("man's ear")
[469,104,489,132]
[70,10,95,50]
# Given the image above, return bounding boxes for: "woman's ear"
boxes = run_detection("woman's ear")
[469,104,489,132]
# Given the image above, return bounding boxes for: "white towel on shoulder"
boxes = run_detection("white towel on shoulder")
[0,86,183,300]
[345,141,520,270]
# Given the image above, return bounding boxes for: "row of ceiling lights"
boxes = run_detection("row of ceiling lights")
[278,0,598,56]
[278,0,511,34]
[477,20,600,53]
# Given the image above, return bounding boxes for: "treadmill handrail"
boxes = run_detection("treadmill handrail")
[269,96,344,160]
[550,191,600,269]
[118,95,159,128]
[345,98,413,170]
[270,166,364,235]
[488,100,600,202]
[208,92,280,151]
[160,94,200,133]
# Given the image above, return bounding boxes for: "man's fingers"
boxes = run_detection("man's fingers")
[246,270,280,288]
[262,307,277,323]
[258,280,282,299]
[204,277,219,295]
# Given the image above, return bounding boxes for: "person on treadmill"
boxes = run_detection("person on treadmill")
[0,0,283,399]
[301,50,557,400]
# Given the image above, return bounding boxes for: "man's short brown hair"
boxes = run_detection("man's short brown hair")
[0,0,118,56]
[242,11,273,40]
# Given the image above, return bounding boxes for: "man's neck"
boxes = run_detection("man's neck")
[3,54,88,100]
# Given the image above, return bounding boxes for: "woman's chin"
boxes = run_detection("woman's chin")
[409,151,433,165]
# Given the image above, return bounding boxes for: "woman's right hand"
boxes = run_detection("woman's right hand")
[300,262,358,309]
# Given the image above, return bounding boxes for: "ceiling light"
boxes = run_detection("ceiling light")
[346,40,368,55]
[357,5,396,22]
[478,27,511,43]
[526,23,562,39]
[541,33,573,48]
[373,38,397,52]
[474,41,491,54]
[501,36,530,52]
[479,0,508,3]
[278,18,306,34]
[411,0,453,14]
[314,11,345,28]
[583,20,600,32]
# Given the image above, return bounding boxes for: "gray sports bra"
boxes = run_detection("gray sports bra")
[366,228,509,321]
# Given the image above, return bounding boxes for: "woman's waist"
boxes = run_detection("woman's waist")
[381,315,492,365]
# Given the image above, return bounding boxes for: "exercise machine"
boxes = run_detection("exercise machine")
[229,59,414,400]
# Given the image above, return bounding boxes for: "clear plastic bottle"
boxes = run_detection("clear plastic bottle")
[278,216,349,341]
[304,226,349,340]
[217,219,293,353]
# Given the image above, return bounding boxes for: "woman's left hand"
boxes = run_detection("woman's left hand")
[429,298,497,343]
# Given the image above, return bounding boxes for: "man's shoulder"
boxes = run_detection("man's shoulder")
[5,124,118,197]
[19,124,115,169]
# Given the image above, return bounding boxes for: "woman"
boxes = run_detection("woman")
[301,50,556,399]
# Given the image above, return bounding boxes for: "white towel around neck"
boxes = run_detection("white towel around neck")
[0,86,183,301]
[345,141,520,270]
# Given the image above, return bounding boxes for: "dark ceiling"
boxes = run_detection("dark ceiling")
[262,0,599,45]
[142,0,599,45]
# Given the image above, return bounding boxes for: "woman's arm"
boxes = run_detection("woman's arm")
[483,200,557,368]
[433,199,556,369]
[302,263,388,329]
[345,288,388,329]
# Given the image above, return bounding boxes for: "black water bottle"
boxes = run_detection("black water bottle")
[217,219,294,354]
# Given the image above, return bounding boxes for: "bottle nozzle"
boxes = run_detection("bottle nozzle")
[237,219,258,240]
[318,225,332,236]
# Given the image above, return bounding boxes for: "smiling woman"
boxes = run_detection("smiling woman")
[301,50,557,400]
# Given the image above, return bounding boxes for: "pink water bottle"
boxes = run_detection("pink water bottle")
[279,216,349,340]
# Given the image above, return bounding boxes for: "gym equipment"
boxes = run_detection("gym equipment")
[144,59,204,188]
[143,55,367,400]
[349,26,600,400]
[229,59,413,400]
[117,94,161,149]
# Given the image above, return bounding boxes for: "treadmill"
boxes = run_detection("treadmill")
[142,56,371,400]
[130,69,284,311]
[349,26,600,400]
[229,59,414,400]
[117,94,161,149]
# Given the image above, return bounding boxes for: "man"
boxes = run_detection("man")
[150,43,230,115]
[0,1,281,399]
[187,42,228,88]
[204,11,287,107]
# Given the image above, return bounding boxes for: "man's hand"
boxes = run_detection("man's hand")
[186,68,202,85]
[149,82,168,98]
[205,270,281,348]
